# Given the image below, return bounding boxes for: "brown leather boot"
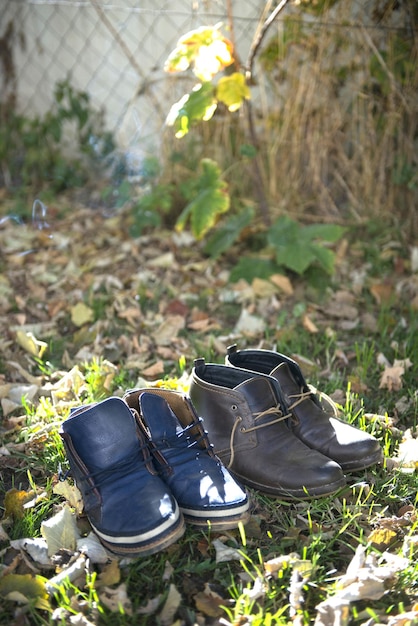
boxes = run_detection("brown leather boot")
[189,359,346,499]
[225,345,383,471]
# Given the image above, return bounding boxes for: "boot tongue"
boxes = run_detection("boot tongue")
[139,393,182,442]
[269,362,304,405]
[234,376,280,415]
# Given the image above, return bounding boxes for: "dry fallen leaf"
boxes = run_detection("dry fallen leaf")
[251,277,277,298]
[370,282,394,305]
[41,505,80,556]
[234,308,266,336]
[77,533,111,565]
[379,359,412,391]
[153,315,185,346]
[10,538,51,567]
[99,583,133,615]
[212,538,242,563]
[158,583,181,626]
[315,545,407,626]
[269,273,294,295]
[194,583,226,618]
[53,480,84,515]
[303,314,318,334]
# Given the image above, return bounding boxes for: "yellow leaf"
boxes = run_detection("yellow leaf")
[303,314,319,334]
[70,302,94,327]
[216,72,250,112]
[194,40,233,81]
[0,573,50,610]
[15,330,48,358]
[367,527,397,549]
[3,488,35,520]
[165,25,234,80]
[97,559,121,587]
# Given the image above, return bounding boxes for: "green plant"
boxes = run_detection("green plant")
[0,78,116,194]
[131,157,230,239]
[229,215,345,282]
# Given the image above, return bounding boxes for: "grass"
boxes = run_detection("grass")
[0,218,417,625]
[1,345,417,624]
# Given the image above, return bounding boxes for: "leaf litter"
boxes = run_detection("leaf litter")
[0,201,417,623]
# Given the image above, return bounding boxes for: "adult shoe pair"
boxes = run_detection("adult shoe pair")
[60,390,249,558]
[189,345,383,500]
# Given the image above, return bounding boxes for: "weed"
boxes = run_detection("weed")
[0,79,116,196]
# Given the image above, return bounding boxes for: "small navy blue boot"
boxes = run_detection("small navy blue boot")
[60,397,185,557]
[124,388,250,530]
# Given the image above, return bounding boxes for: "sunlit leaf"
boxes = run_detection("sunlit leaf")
[367,527,397,549]
[166,83,217,138]
[216,72,251,111]
[164,25,234,80]
[3,488,35,520]
[97,558,121,586]
[53,479,84,515]
[41,505,80,556]
[212,538,242,563]
[0,574,50,610]
[15,330,48,358]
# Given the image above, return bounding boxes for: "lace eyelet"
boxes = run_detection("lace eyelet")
[231,404,238,411]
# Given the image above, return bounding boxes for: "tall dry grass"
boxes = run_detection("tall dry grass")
[161,2,417,237]
[255,4,418,235]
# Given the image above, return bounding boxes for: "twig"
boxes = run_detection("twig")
[246,0,290,79]
[225,0,240,69]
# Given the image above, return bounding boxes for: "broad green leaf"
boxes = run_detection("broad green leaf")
[166,83,217,138]
[216,72,251,112]
[267,216,342,275]
[275,243,316,274]
[204,204,255,258]
[229,257,279,283]
[176,159,230,239]
[267,215,300,248]
[310,244,336,274]
[303,223,345,242]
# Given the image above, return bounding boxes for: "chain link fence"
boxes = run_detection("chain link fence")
[1,0,417,225]
[1,0,265,159]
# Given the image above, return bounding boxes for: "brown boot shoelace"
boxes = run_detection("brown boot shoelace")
[227,405,291,469]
